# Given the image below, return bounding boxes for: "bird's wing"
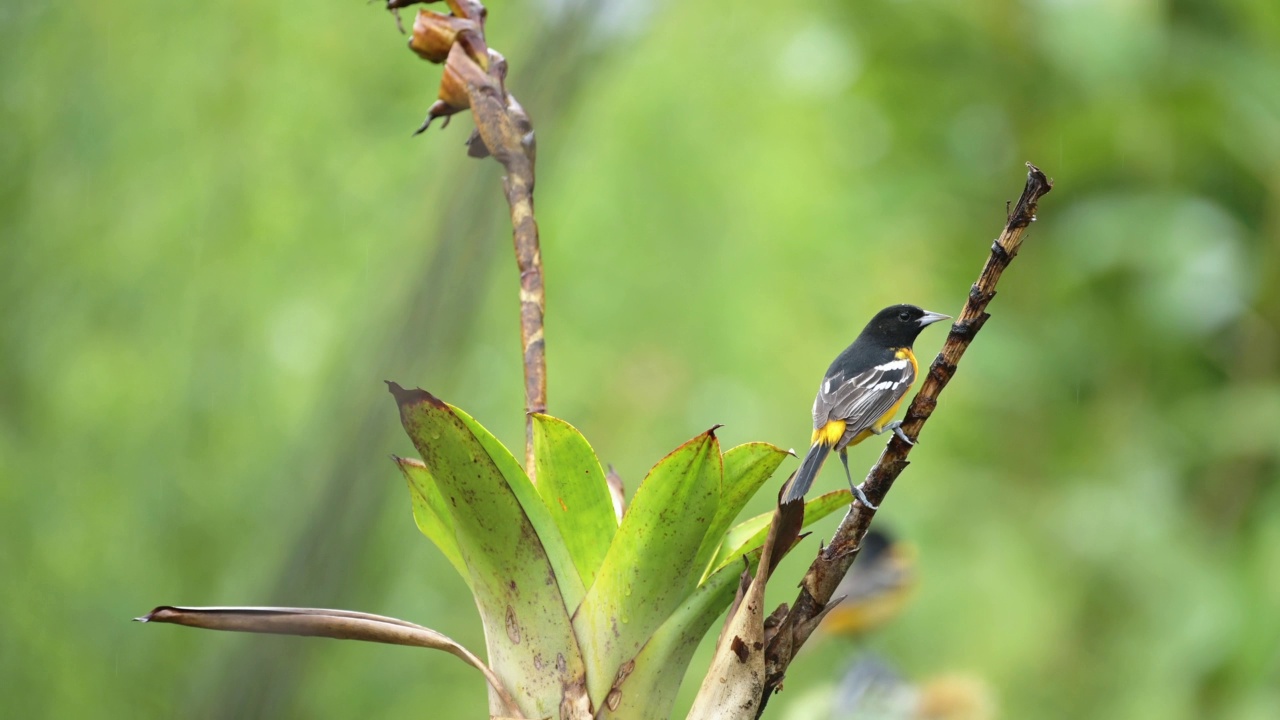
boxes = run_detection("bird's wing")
[812,358,915,433]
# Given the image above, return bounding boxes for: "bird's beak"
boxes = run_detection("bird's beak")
[917,310,951,327]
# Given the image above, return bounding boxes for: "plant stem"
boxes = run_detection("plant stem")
[455,48,546,481]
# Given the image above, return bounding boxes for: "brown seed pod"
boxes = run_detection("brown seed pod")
[414,43,483,135]
[408,10,478,64]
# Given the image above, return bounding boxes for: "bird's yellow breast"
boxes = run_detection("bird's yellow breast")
[895,347,919,376]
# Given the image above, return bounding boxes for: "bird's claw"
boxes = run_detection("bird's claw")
[884,421,914,446]
[850,483,879,511]
[892,425,914,446]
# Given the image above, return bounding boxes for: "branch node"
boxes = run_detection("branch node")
[990,238,1013,264]
[929,360,957,383]
[968,283,997,305]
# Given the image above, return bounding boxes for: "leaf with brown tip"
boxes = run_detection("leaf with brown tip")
[571,428,722,705]
[388,383,588,719]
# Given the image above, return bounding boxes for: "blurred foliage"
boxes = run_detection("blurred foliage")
[2,0,1278,718]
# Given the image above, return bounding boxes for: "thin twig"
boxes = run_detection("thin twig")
[758,163,1053,713]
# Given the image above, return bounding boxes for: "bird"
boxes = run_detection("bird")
[783,304,950,507]
[820,528,917,637]
[831,653,994,720]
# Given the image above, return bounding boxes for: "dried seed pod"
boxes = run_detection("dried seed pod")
[441,42,481,106]
[444,0,486,23]
[414,43,482,135]
[408,10,478,64]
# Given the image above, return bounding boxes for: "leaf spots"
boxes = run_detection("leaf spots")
[505,605,520,644]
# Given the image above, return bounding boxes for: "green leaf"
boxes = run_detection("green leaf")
[693,442,791,580]
[708,489,852,576]
[572,428,722,705]
[395,456,470,588]
[532,413,617,589]
[450,405,586,610]
[598,549,762,720]
[390,384,589,719]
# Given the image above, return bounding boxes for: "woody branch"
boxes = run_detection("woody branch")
[758,163,1054,714]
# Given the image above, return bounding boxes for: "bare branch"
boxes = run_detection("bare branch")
[137,605,523,717]
[758,163,1053,713]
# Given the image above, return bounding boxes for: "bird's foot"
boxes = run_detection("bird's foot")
[849,481,879,510]
[884,421,914,446]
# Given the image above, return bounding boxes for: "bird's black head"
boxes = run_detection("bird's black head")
[860,304,950,348]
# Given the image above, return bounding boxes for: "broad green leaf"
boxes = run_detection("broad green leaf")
[532,413,616,589]
[708,489,852,576]
[692,442,790,580]
[390,384,588,719]
[395,456,470,588]
[572,428,722,705]
[598,548,762,720]
[451,405,586,610]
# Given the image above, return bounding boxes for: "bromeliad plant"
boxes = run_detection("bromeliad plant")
[141,386,847,719]
[138,2,1053,718]
[383,385,848,718]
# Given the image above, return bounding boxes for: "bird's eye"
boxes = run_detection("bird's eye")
[898,310,910,321]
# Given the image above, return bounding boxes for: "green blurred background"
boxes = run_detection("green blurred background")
[3,0,1278,717]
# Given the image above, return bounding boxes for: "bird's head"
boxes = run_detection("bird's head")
[863,304,950,348]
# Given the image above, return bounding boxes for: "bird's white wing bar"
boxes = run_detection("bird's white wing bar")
[812,362,916,436]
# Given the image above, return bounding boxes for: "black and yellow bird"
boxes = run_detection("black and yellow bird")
[783,304,950,507]
[821,529,917,637]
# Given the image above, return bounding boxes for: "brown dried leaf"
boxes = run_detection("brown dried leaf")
[136,606,522,717]
[687,499,802,719]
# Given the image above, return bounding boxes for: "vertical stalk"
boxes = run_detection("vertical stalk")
[406,0,547,480]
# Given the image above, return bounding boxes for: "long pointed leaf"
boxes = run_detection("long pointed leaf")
[395,456,471,587]
[451,404,587,610]
[597,548,763,720]
[532,414,616,589]
[708,490,852,577]
[572,428,722,705]
[390,384,588,719]
[693,443,791,580]
[136,606,522,717]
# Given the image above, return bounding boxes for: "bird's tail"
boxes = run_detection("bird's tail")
[783,442,831,504]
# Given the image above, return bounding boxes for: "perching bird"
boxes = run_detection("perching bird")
[821,528,917,637]
[783,304,950,507]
